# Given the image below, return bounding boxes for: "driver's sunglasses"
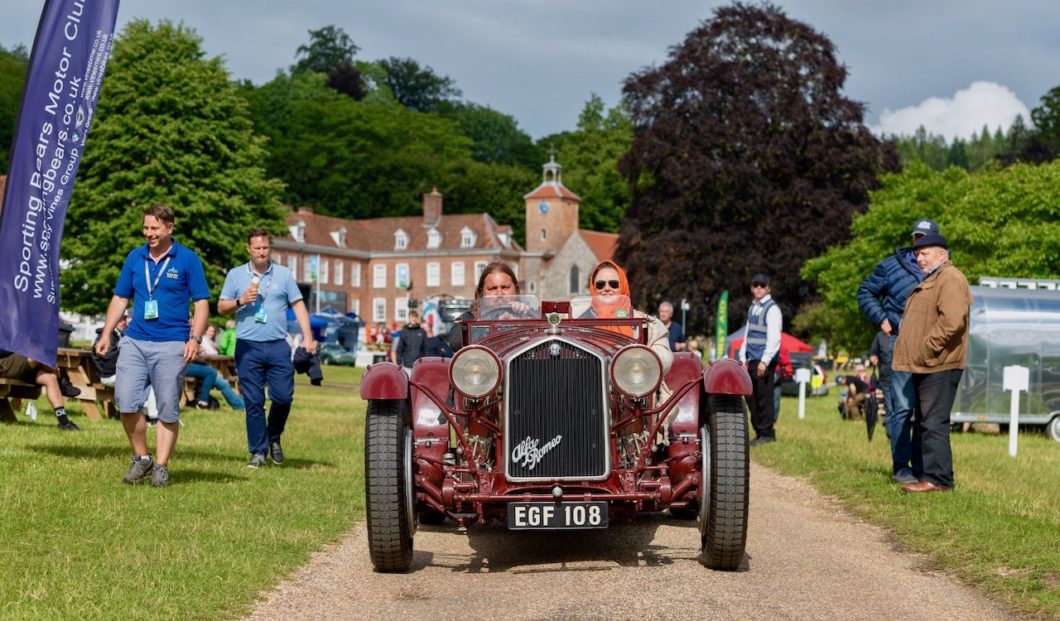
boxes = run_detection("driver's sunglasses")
[595,279,621,290]
[751,282,768,288]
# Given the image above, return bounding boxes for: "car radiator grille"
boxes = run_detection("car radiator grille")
[506,340,607,479]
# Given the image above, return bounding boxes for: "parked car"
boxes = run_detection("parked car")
[780,352,829,396]
[359,295,753,573]
[319,343,357,366]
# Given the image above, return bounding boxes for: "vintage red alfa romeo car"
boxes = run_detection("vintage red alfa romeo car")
[359,295,752,572]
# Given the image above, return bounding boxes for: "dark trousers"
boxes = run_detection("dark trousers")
[911,369,963,489]
[746,358,778,439]
[236,339,295,455]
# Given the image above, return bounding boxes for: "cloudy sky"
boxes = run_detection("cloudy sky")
[3,1,1057,140]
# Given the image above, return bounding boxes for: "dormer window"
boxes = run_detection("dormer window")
[460,227,476,248]
[427,228,442,249]
[498,232,509,247]
[289,220,306,243]
[394,229,409,250]
[330,226,347,248]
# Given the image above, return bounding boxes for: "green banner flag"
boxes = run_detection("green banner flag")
[714,290,729,360]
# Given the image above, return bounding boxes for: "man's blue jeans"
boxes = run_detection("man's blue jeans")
[236,339,295,455]
[885,335,920,475]
[185,362,244,409]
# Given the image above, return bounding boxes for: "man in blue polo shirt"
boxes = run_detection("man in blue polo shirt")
[95,204,210,487]
[219,228,316,468]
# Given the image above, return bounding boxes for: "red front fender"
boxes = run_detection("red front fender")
[703,358,753,396]
[359,362,409,400]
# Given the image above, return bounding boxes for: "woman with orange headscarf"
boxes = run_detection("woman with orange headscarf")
[585,261,673,375]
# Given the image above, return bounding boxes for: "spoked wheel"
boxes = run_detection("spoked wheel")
[698,395,750,570]
[365,399,415,572]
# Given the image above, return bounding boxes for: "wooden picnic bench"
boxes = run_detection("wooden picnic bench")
[0,377,43,423]
[55,347,116,420]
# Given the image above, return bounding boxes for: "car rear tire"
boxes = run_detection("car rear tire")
[699,395,749,571]
[1047,415,1060,442]
[365,399,414,572]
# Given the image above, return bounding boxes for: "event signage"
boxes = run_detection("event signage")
[0,0,120,367]
[714,289,728,360]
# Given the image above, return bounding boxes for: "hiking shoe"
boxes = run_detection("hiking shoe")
[750,436,776,447]
[122,457,154,485]
[59,376,81,398]
[247,453,267,468]
[58,419,80,431]
[269,441,285,465]
[151,465,171,487]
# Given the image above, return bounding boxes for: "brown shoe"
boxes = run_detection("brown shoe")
[901,480,949,493]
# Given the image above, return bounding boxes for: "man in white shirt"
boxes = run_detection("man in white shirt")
[739,273,782,446]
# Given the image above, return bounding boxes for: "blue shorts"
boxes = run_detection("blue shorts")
[115,337,187,423]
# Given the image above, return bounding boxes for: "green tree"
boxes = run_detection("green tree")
[437,101,543,167]
[554,94,632,233]
[264,93,474,219]
[378,56,461,112]
[0,43,29,173]
[61,20,285,314]
[890,126,949,170]
[891,125,1010,172]
[617,2,897,334]
[291,25,359,75]
[290,25,366,100]
[801,161,1060,351]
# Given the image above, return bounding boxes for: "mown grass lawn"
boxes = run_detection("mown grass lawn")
[0,365,366,620]
[761,394,1060,618]
[2,369,1057,619]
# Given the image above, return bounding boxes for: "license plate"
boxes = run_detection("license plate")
[506,501,608,530]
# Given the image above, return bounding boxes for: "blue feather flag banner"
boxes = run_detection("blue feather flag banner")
[0,0,120,367]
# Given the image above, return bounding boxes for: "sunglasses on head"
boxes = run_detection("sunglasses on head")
[751,281,768,288]
[595,279,621,290]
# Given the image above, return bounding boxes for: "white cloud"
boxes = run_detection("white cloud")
[872,81,1031,141]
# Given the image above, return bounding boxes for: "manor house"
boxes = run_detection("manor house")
[269,156,617,326]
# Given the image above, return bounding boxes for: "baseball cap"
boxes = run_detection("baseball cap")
[911,219,939,238]
[751,273,770,286]
[912,232,948,250]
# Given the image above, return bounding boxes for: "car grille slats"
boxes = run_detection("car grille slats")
[506,340,607,479]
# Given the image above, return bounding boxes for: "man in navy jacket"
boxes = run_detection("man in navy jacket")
[856,219,939,484]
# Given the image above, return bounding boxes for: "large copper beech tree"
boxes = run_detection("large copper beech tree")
[617,3,898,335]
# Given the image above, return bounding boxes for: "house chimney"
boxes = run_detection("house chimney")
[423,187,442,226]
[296,206,314,214]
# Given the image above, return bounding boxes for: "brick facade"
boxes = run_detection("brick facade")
[269,158,617,327]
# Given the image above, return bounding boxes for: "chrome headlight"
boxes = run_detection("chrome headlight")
[450,346,501,399]
[611,345,662,398]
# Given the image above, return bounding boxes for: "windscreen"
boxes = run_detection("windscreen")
[474,295,541,320]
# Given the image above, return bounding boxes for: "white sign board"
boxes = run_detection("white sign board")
[795,368,812,384]
[1003,365,1029,392]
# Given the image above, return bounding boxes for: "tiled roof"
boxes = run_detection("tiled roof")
[578,229,618,263]
[523,182,581,201]
[281,208,522,253]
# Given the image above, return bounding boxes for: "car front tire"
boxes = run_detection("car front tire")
[365,399,414,572]
[699,395,749,571]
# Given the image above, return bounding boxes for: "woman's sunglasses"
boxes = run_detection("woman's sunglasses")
[595,279,621,290]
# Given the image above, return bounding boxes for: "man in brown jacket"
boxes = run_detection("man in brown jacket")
[892,232,973,492]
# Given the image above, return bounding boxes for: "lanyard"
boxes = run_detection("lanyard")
[247,262,274,307]
[144,256,172,301]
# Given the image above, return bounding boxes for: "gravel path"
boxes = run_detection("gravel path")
[246,462,1015,620]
